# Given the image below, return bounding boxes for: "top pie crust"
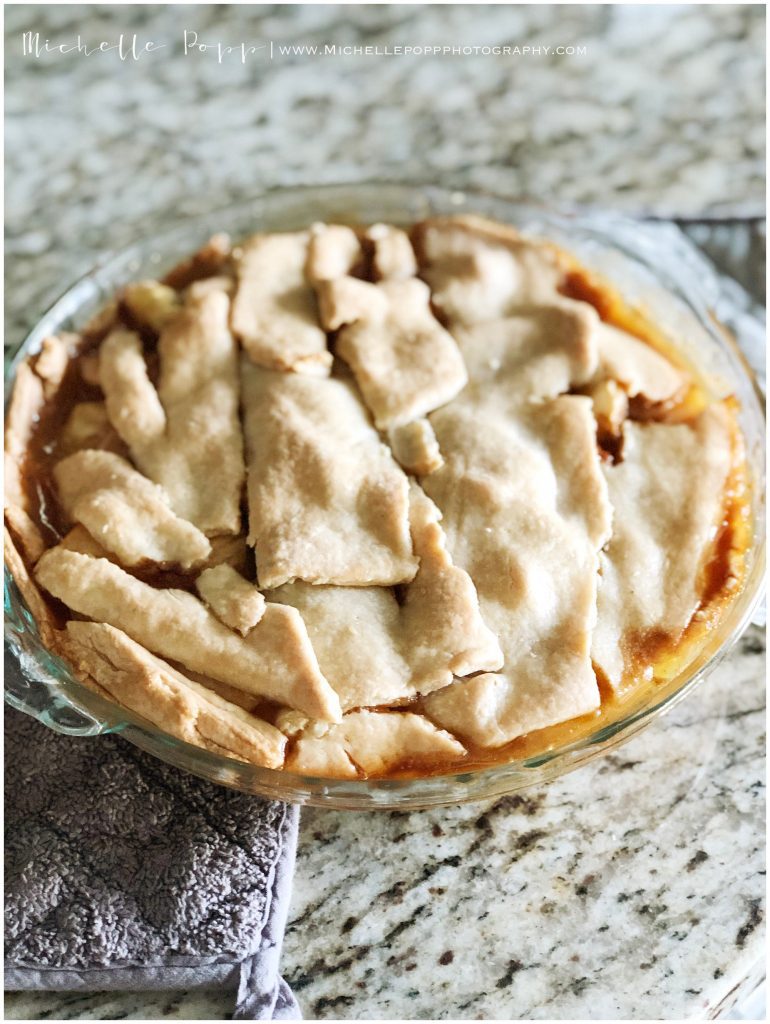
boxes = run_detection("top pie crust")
[451,302,599,403]
[230,231,332,376]
[306,223,363,282]
[5,362,50,564]
[196,563,266,636]
[270,482,502,711]
[34,545,342,722]
[367,223,419,281]
[63,620,286,768]
[287,709,465,779]
[594,321,688,404]
[54,449,212,569]
[241,358,418,588]
[591,405,735,689]
[5,335,77,564]
[99,288,245,535]
[4,213,748,779]
[387,419,444,476]
[323,275,469,430]
[411,214,566,325]
[421,394,613,747]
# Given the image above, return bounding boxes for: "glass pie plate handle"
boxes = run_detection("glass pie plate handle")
[4,584,120,737]
[3,184,766,809]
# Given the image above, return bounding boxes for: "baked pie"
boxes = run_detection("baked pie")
[4,214,750,779]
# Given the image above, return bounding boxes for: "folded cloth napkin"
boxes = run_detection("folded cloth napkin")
[3,699,302,1020]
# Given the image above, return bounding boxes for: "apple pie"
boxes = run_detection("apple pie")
[4,214,750,779]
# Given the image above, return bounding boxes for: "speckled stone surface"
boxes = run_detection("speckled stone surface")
[4,3,766,1020]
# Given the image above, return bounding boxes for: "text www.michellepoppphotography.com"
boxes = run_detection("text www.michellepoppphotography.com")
[21,30,588,63]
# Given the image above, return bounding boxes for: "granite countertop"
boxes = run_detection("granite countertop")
[4,3,766,1019]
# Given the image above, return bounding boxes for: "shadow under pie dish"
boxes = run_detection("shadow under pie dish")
[4,187,765,808]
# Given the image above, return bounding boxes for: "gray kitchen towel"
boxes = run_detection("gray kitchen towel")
[4,703,302,1020]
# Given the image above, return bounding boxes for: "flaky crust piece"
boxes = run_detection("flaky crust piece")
[35,547,342,722]
[99,288,244,535]
[63,621,286,768]
[241,360,418,588]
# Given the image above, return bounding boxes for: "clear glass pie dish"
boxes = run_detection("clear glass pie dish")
[4,183,766,809]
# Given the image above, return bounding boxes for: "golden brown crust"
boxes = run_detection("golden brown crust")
[34,335,73,395]
[594,321,689,403]
[328,276,469,430]
[387,419,444,477]
[422,395,612,748]
[4,502,47,565]
[54,450,212,569]
[4,350,64,563]
[592,404,735,689]
[411,214,566,326]
[306,223,362,283]
[450,302,599,403]
[62,621,286,768]
[288,710,465,778]
[196,563,266,636]
[34,546,342,721]
[4,527,61,645]
[272,483,502,712]
[121,280,182,333]
[367,223,418,281]
[5,360,44,470]
[412,213,535,253]
[100,329,167,449]
[231,231,332,376]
